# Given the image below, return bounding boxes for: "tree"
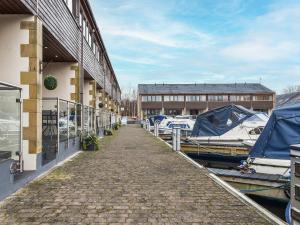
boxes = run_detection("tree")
[283,85,300,94]
[120,85,137,117]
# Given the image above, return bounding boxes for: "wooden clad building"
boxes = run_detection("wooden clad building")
[138,83,275,119]
[0,0,121,200]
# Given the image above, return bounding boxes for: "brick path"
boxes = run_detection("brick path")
[0,125,274,225]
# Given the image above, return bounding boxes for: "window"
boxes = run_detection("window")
[163,95,184,102]
[89,32,92,47]
[186,95,206,102]
[178,96,184,101]
[143,109,161,116]
[85,22,90,40]
[83,19,86,37]
[96,46,99,61]
[253,95,273,101]
[230,95,251,101]
[165,109,182,116]
[208,95,228,102]
[79,13,82,27]
[141,96,162,102]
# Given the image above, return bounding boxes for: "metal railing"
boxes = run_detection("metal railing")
[42,97,96,165]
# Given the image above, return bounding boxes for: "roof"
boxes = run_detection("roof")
[138,83,274,95]
[276,92,300,108]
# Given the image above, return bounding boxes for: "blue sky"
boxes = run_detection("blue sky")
[90,0,300,94]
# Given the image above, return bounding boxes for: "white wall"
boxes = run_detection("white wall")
[0,15,37,170]
[83,80,90,106]
[0,15,33,95]
[42,62,77,101]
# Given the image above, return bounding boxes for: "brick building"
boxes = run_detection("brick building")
[138,83,275,119]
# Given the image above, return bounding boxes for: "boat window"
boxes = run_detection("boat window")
[249,127,263,135]
[230,111,247,123]
[169,124,188,129]
[207,115,220,126]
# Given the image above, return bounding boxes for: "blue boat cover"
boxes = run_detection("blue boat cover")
[148,115,167,126]
[191,105,255,137]
[250,103,300,160]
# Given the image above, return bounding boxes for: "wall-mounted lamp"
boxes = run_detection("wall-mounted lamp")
[39,60,43,74]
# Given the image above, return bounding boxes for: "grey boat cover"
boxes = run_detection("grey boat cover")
[191,104,255,137]
[250,103,300,160]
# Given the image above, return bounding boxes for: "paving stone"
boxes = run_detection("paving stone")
[0,125,274,224]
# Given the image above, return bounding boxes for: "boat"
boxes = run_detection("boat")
[145,115,169,130]
[181,105,268,166]
[158,117,195,136]
[212,103,300,201]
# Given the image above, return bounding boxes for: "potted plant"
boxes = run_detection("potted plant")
[104,129,113,136]
[44,75,57,90]
[112,123,119,130]
[82,134,100,151]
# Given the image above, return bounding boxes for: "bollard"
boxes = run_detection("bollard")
[290,144,300,225]
[146,120,151,132]
[172,127,181,151]
[154,122,159,137]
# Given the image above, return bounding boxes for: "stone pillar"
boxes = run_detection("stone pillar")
[70,64,80,103]
[89,80,96,108]
[20,16,43,170]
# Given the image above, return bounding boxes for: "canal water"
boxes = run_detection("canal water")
[191,157,288,222]
[248,195,288,221]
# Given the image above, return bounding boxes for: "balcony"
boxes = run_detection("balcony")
[83,40,105,88]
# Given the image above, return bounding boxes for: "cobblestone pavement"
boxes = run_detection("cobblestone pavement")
[0,125,274,225]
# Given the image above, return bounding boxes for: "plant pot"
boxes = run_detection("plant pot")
[87,144,95,151]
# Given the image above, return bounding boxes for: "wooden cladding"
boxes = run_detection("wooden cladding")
[83,40,104,87]
[18,0,120,98]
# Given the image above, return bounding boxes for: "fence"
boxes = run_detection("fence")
[42,98,96,165]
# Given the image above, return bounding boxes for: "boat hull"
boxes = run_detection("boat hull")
[221,176,289,201]
[210,168,290,202]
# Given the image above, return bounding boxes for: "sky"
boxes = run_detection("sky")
[90,0,300,94]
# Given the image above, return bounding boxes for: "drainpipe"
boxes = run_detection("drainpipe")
[80,26,84,105]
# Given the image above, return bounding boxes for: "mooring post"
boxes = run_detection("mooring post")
[146,119,151,132]
[172,127,181,151]
[290,144,300,225]
[154,122,159,137]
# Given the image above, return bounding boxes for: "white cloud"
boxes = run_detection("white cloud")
[221,41,294,61]
[221,4,300,62]
[111,54,157,65]
[90,0,300,93]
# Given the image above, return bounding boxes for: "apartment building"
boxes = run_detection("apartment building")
[138,83,275,119]
[0,0,121,200]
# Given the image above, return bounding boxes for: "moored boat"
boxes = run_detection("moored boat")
[212,103,300,201]
[182,105,268,166]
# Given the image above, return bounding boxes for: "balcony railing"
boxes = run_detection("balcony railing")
[42,98,96,165]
